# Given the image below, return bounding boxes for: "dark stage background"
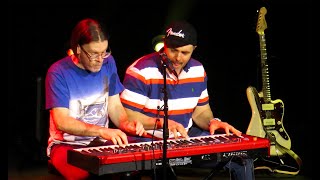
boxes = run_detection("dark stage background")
[8,0,312,178]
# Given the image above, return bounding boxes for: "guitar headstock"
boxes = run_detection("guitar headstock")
[256,7,267,35]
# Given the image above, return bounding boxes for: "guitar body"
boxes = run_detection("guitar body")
[246,86,291,156]
[246,86,265,138]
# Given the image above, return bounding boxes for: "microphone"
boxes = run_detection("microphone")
[159,50,178,78]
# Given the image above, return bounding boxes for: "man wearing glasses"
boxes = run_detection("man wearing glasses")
[45,18,146,179]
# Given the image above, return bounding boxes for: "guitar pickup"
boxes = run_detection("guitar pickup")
[263,118,276,126]
[262,103,274,110]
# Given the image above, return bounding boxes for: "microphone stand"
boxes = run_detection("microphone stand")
[161,59,169,180]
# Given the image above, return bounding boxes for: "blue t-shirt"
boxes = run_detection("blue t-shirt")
[45,55,124,155]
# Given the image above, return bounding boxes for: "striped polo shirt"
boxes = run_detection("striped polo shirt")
[120,52,209,129]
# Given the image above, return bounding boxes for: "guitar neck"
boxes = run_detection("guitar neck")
[259,34,272,103]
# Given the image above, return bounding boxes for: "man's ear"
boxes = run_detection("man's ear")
[193,46,197,50]
[76,45,81,54]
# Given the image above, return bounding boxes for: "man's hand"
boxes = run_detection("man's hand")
[99,128,129,147]
[209,119,242,137]
[120,119,147,137]
[167,119,189,139]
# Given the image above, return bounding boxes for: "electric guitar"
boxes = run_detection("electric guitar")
[246,7,291,156]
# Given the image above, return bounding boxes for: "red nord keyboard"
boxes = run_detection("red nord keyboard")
[67,134,270,175]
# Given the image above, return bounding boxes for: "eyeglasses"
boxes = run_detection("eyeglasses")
[80,46,111,61]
